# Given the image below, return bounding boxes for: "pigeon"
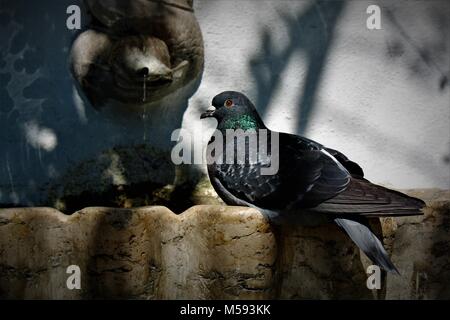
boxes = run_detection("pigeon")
[200,91,425,274]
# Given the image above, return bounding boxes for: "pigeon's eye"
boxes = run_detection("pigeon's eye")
[224,99,234,108]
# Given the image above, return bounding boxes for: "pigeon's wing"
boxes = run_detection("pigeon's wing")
[314,177,425,216]
[210,132,352,210]
[282,135,364,177]
[290,138,424,215]
[294,137,424,216]
[322,148,364,178]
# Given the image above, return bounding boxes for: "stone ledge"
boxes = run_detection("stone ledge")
[0,189,449,299]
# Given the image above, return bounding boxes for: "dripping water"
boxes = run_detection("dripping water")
[143,74,148,141]
[143,105,148,142]
[143,74,147,103]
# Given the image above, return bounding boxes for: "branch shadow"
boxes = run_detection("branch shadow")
[383,4,450,92]
[250,0,345,135]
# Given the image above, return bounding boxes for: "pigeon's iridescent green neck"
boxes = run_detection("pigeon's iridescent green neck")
[221,115,260,130]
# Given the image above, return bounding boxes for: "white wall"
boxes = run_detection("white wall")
[187,0,450,189]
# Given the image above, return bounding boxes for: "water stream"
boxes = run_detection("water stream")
[143,75,148,141]
[143,75,147,103]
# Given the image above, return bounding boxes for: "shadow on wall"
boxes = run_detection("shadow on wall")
[384,5,449,92]
[250,0,449,137]
[249,0,449,176]
[249,0,345,135]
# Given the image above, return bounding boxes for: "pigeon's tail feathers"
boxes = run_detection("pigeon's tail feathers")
[334,217,399,274]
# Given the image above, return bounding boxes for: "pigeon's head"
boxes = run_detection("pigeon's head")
[200,91,265,130]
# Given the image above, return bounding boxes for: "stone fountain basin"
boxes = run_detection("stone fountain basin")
[0,189,448,299]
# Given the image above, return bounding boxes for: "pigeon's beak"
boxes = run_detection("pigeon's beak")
[200,106,216,119]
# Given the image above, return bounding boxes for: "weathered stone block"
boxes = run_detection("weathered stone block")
[0,190,448,299]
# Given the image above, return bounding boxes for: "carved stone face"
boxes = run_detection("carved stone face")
[70,0,204,109]
[107,36,174,103]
